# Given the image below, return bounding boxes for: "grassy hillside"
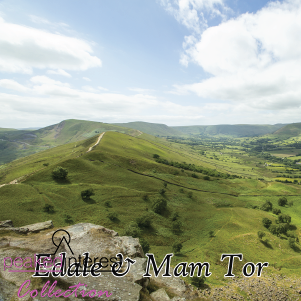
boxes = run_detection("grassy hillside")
[114,121,183,136]
[0,119,140,165]
[1,131,301,288]
[272,123,301,138]
[173,124,286,137]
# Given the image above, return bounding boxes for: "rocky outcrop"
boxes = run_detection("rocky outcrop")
[0,220,13,228]
[0,220,53,234]
[19,220,53,233]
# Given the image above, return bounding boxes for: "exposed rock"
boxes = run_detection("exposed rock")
[150,269,187,296]
[171,298,186,301]
[0,220,13,228]
[150,288,170,301]
[20,220,53,233]
[0,227,29,234]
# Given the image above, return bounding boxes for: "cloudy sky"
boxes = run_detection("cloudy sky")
[1,0,301,128]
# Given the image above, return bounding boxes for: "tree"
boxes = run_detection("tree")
[107,211,118,222]
[187,192,193,199]
[142,194,149,201]
[52,166,68,180]
[153,154,160,159]
[152,198,167,214]
[257,231,266,240]
[203,176,210,181]
[172,242,182,254]
[269,225,279,236]
[191,275,206,288]
[278,197,288,207]
[64,214,73,224]
[140,238,150,254]
[172,220,183,234]
[209,230,214,238]
[43,204,55,213]
[104,200,112,208]
[272,208,281,215]
[171,211,180,221]
[81,188,95,200]
[163,182,167,188]
[262,218,272,228]
[191,173,199,179]
[136,213,152,228]
[123,222,141,238]
[278,214,291,224]
[159,189,166,195]
[260,201,273,212]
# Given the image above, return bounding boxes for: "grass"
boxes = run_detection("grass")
[2,130,301,288]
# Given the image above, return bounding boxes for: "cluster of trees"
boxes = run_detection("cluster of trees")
[154,155,241,179]
[261,212,299,249]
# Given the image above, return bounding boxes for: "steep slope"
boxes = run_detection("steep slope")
[114,121,183,136]
[173,124,287,137]
[0,119,140,165]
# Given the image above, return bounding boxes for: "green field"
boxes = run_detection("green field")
[1,129,301,288]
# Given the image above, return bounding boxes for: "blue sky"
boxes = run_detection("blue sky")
[1,0,301,128]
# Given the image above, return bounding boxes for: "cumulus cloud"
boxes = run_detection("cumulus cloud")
[172,0,301,111]
[0,77,205,127]
[0,79,30,93]
[0,17,101,74]
[47,69,71,77]
[83,77,91,81]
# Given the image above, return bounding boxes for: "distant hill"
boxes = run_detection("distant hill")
[272,123,301,138]
[0,119,140,165]
[114,121,182,136]
[173,124,287,137]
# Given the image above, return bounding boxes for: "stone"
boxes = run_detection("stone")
[150,288,170,301]
[20,220,53,233]
[0,220,13,228]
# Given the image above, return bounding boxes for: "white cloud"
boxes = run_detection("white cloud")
[0,16,102,74]
[128,87,154,93]
[0,79,30,93]
[82,85,98,92]
[47,69,71,77]
[0,77,205,127]
[160,0,227,34]
[29,15,69,28]
[98,86,108,91]
[172,0,301,111]
[83,77,91,81]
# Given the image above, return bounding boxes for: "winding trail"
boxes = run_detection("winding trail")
[87,132,105,152]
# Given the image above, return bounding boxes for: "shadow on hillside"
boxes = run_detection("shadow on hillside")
[82,198,96,204]
[260,239,273,249]
[291,245,301,253]
[288,224,297,231]
[53,178,71,185]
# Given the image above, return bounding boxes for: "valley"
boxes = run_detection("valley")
[1,120,301,296]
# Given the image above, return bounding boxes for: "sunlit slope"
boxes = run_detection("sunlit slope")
[0,119,140,164]
[1,131,301,283]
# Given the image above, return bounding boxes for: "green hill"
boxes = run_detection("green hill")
[2,131,301,286]
[0,119,140,165]
[272,123,301,138]
[173,124,286,137]
[114,121,183,136]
